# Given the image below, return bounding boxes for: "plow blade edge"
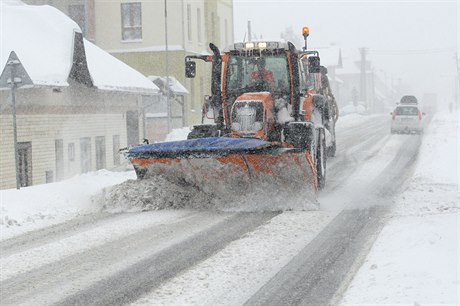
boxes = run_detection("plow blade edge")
[128,137,317,204]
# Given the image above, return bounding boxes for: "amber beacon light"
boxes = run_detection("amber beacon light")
[302,26,310,38]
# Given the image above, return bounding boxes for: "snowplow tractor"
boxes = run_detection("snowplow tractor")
[128,35,331,205]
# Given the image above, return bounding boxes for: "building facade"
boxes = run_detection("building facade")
[0,86,147,189]
[23,0,235,129]
[1,2,158,189]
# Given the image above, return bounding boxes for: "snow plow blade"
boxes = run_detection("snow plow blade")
[127,137,318,206]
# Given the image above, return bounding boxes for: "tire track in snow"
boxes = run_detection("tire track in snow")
[246,131,422,305]
[54,212,277,306]
[1,212,277,306]
[0,210,198,282]
[130,211,337,306]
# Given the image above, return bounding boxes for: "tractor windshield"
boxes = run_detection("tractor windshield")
[226,54,291,95]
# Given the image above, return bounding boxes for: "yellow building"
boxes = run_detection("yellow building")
[23,0,235,129]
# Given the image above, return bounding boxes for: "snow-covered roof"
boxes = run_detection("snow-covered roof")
[85,41,159,94]
[148,76,188,95]
[0,1,159,94]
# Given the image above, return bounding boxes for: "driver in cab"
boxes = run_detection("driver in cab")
[250,57,276,91]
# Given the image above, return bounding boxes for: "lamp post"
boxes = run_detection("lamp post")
[0,51,33,190]
[164,0,171,133]
[9,59,21,189]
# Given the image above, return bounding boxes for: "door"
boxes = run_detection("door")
[17,142,32,187]
[95,136,106,170]
[80,137,92,173]
[126,111,139,146]
[55,139,64,181]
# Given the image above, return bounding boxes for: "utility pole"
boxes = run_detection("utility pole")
[10,62,21,189]
[359,47,367,109]
[0,52,33,190]
[247,20,252,41]
[164,0,171,133]
[455,52,460,109]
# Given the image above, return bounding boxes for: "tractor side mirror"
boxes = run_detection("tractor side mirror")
[308,56,321,73]
[185,61,196,78]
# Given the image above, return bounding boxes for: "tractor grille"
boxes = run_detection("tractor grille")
[231,101,264,134]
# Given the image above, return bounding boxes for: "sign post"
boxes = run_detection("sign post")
[0,51,33,189]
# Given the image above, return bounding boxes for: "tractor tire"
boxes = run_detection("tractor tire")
[283,122,315,151]
[327,140,336,157]
[316,128,327,190]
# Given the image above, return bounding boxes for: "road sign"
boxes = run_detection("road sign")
[0,51,33,89]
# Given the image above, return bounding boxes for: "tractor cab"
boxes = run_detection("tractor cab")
[185,41,304,141]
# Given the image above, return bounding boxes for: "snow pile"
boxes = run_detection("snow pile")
[340,110,459,305]
[163,127,191,142]
[392,113,458,216]
[99,172,318,213]
[340,103,367,116]
[97,177,217,212]
[0,170,136,239]
[103,126,319,212]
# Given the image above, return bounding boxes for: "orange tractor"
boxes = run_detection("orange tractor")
[128,29,331,204]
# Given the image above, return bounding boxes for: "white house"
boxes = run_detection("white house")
[0,1,159,189]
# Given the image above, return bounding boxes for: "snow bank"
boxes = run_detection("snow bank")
[340,110,459,305]
[0,170,136,239]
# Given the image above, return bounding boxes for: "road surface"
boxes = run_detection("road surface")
[0,115,422,305]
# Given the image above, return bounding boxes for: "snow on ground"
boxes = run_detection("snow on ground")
[132,211,337,306]
[0,169,136,239]
[340,110,460,305]
[1,110,458,304]
[0,111,372,240]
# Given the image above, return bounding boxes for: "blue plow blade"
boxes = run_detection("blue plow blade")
[128,137,289,159]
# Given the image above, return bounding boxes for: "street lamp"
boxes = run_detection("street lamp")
[164,0,171,133]
[0,51,33,189]
[9,59,22,189]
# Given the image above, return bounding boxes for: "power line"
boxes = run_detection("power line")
[369,47,457,55]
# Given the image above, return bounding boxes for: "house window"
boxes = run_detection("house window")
[224,19,228,47]
[187,4,192,41]
[197,8,202,43]
[46,171,54,184]
[121,2,142,40]
[68,143,75,161]
[191,79,196,109]
[113,135,120,166]
[95,136,106,170]
[80,137,92,173]
[55,139,64,181]
[18,142,32,187]
[199,77,204,102]
[211,12,216,42]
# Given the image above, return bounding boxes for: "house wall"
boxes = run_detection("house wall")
[93,0,231,127]
[93,1,188,51]
[0,113,128,189]
[112,49,210,126]
[19,0,233,130]
[0,86,147,190]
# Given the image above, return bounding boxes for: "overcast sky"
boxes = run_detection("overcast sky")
[233,0,459,105]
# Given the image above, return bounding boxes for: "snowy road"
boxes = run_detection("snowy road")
[0,114,424,305]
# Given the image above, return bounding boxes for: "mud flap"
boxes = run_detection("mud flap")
[283,121,315,152]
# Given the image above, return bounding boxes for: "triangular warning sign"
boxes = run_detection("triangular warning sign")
[0,51,33,89]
